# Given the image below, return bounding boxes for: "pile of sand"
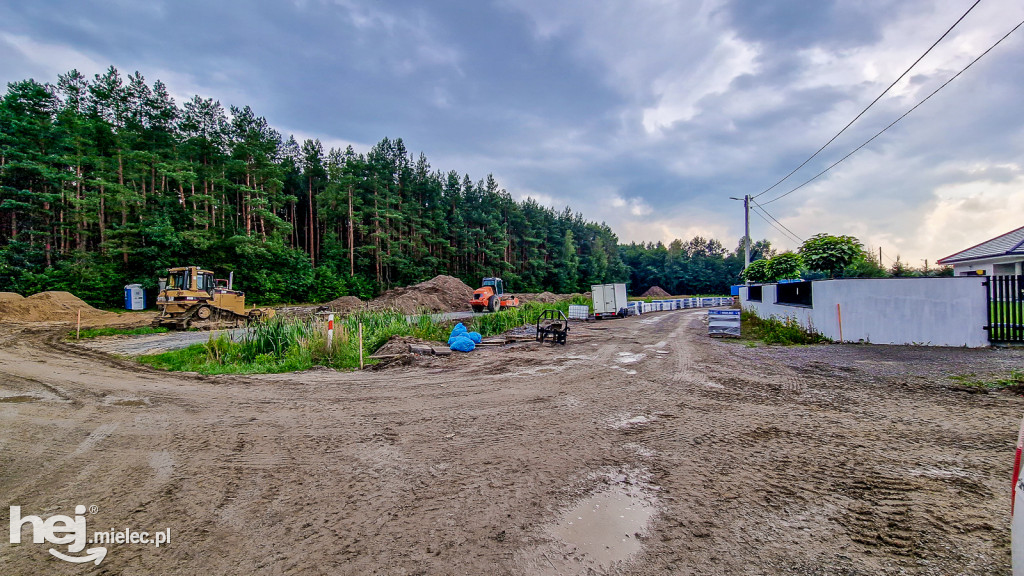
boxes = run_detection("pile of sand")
[0,292,24,303]
[369,275,474,314]
[640,286,672,298]
[0,291,114,323]
[326,295,365,313]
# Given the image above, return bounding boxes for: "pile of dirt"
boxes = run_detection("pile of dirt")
[373,335,439,357]
[0,291,115,323]
[0,292,24,303]
[640,286,671,298]
[369,275,474,314]
[326,295,365,313]
[519,291,559,304]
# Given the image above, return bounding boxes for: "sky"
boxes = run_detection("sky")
[2,0,1023,267]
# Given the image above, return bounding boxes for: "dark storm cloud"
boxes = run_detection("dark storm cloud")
[1,0,1023,261]
[718,0,891,49]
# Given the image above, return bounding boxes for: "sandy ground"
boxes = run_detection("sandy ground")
[1,310,1023,575]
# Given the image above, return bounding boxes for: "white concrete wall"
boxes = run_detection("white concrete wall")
[740,277,989,347]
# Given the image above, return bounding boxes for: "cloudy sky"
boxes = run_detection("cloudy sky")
[2,0,1022,266]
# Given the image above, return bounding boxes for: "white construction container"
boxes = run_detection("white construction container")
[591,283,627,319]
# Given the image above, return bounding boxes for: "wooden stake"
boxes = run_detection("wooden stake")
[77,309,81,339]
[836,303,843,343]
[358,322,364,369]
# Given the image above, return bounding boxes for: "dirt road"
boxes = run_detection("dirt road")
[1,310,1022,575]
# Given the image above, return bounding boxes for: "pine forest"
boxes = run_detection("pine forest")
[0,67,749,306]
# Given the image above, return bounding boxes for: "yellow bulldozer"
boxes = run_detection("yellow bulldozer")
[152,266,275,329]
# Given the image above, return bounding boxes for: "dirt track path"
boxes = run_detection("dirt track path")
[1,311,1023,575]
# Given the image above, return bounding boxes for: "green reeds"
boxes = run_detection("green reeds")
[139,296,591,374]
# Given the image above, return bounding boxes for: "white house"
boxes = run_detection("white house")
[937,225,1024,276]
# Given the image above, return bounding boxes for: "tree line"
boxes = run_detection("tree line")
[0,66,788,307]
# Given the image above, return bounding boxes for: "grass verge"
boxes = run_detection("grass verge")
[948,370,1024,392]
[138,296,591,374]
[71,326,169,339]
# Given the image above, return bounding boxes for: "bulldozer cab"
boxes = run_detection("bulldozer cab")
[482,277,504,295]
[166,266,214,294]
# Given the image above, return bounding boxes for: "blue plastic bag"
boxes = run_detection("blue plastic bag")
[467,331,482,344]
[450,323,467,339]
[450,335,476,352]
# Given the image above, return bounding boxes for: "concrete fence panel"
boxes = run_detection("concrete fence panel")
[740,277,989,347]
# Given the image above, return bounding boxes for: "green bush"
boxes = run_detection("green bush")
[741,311,827,345]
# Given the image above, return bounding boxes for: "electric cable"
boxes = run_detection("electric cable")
[751,199,804,242]
[751,0,984,200]
[761,16,1024,206]
[750,205,802,245]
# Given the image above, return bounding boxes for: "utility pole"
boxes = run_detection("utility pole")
[729,195,752,283]
[743,195,750,273]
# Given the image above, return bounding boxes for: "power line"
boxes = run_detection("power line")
[751,0,984,200]
[762,16,1024,206]
[751,199,804,242]
[750,204,802,245]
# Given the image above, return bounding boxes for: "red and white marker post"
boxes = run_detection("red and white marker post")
[327,314,334,355]
[1012,415,1024,575]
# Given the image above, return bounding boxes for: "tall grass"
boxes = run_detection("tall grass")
[740,311,828,345]
[139,296,591,375]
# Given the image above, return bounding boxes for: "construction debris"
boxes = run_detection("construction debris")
[409,344,435,355]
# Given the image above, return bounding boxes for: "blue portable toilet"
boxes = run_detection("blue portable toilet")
[730,285,741,296]
[124,284,145,310]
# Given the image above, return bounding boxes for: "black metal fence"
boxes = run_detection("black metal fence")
[986,275,1024,344]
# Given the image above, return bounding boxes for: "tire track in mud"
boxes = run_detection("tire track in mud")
[1,311,1023,575]
[586,310,1021,574]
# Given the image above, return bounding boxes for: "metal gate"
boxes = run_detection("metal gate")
[986,275,1024,344]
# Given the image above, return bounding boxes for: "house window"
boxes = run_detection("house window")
[776,281,812,307]
[747,285,762,302]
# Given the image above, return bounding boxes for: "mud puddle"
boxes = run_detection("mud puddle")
[548,482,655,561]
[0,395,38,403]
[519,469,659,574]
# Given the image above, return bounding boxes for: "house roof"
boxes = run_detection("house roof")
[937,225,1024,264]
